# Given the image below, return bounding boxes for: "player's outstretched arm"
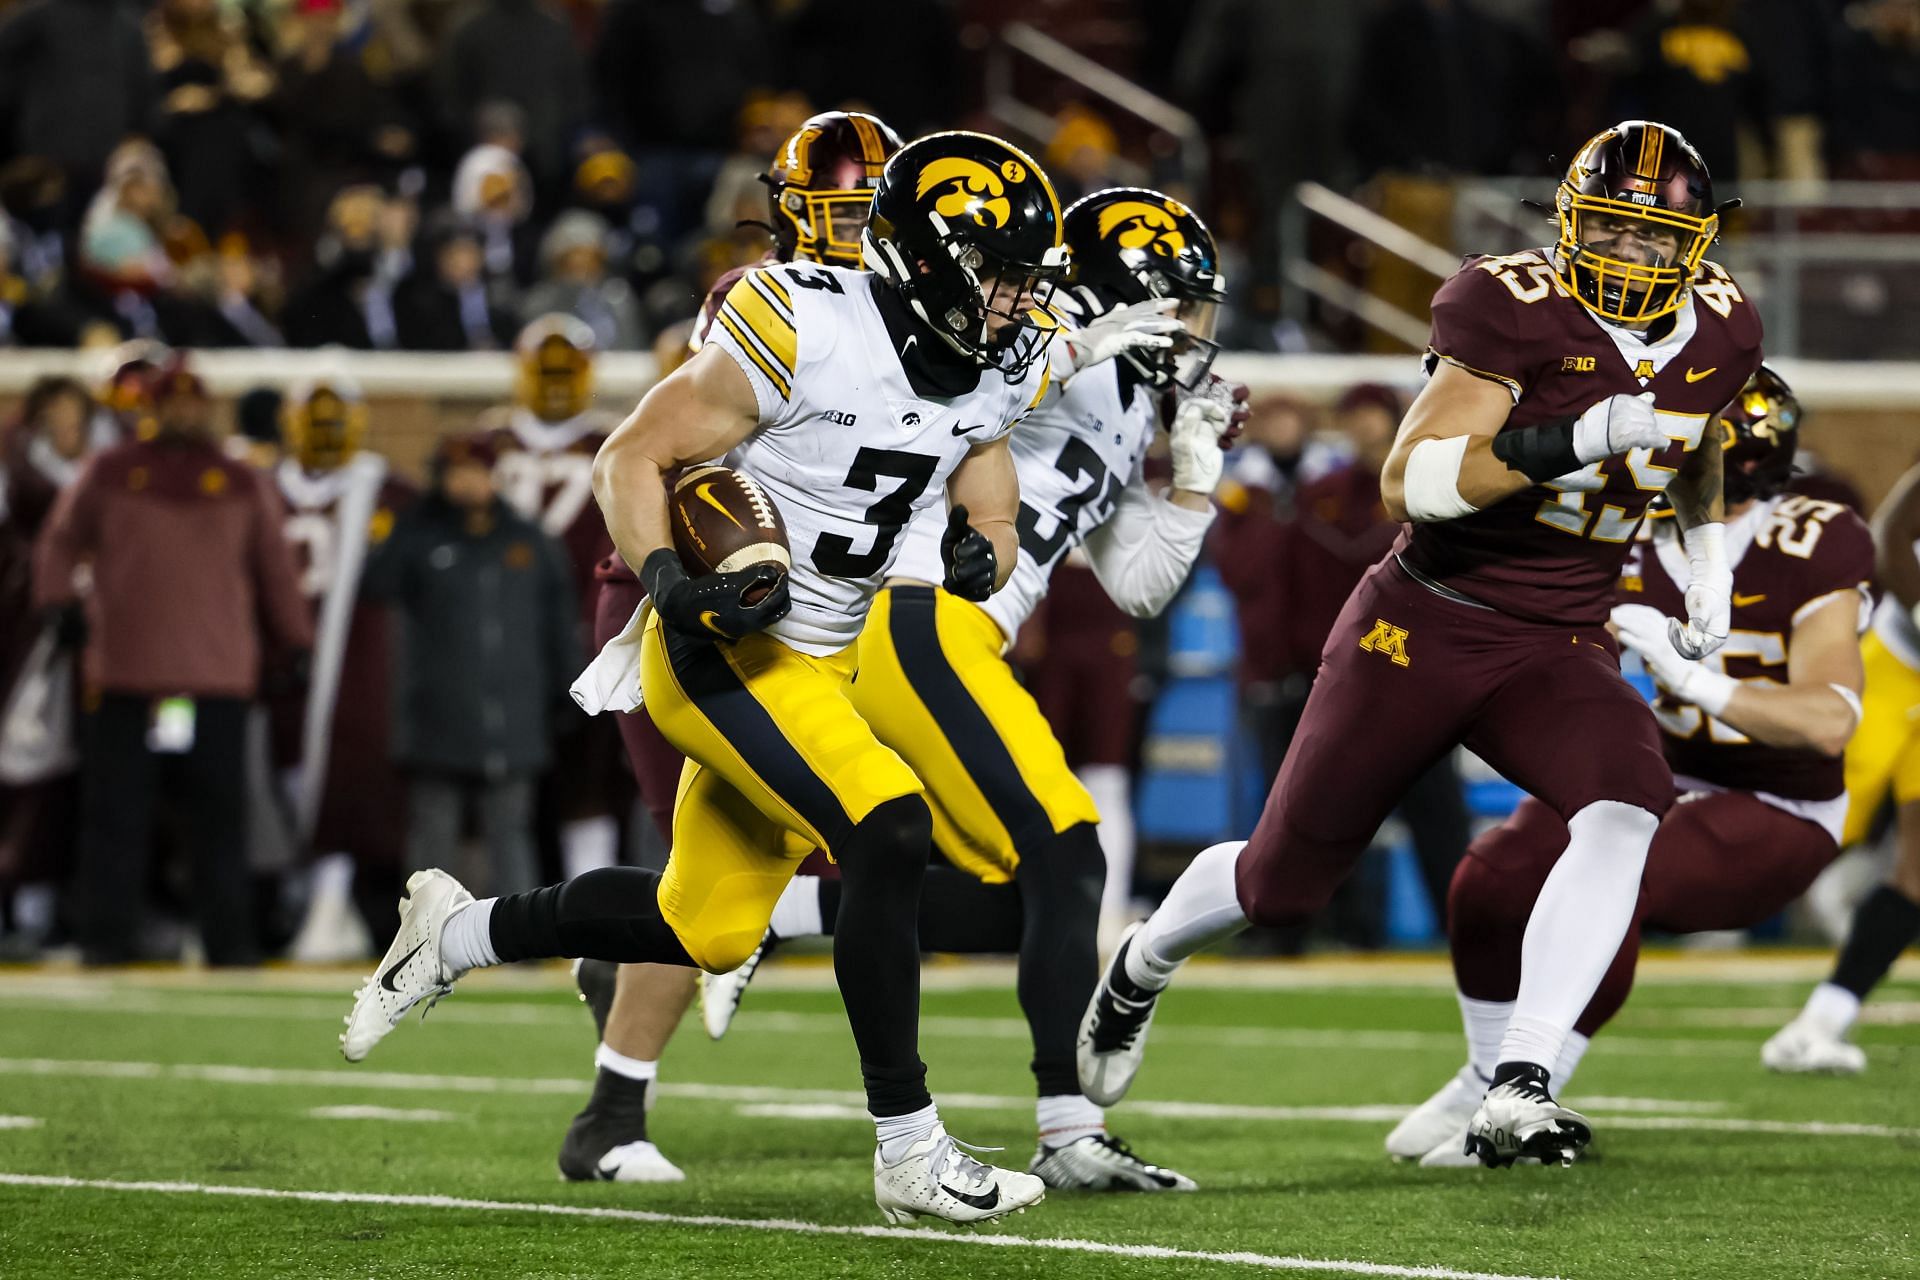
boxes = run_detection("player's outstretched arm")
[944,435,1020,595]
[1613,596,1864,756]
[1872,461,1920,621]
[592,345,762,575]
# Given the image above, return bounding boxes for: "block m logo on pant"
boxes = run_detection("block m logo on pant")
[1358,618,1411,667]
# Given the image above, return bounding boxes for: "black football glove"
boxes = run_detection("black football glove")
[640,548,790,642]
[940,504,997,602]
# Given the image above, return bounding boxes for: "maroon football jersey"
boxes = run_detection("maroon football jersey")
[1620,495,1873,801]
[1397,247,1763,626]
[477,409,618,620]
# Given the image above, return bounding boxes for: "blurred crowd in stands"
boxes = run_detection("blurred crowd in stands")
[0,0,1915,355]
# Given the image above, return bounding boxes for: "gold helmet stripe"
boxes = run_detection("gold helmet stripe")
[849,114,886,170]
[1635,124,1665,179]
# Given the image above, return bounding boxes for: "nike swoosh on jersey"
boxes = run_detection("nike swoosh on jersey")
[380,939,430,993]
[1732,592,1767,607]
[952,424,986,437]
[939,1182,1001,1211]
[1685,367,1717,383]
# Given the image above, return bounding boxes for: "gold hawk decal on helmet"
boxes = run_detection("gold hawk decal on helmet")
[1095,200,1189,258]
[915,157,1011,229]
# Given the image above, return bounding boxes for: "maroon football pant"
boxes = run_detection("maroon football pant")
[1451,791,1839,1035]
[1234,557,1672,925]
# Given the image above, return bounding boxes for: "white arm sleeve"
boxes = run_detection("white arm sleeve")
[1082,482,1217,619]
[1401,434,1479,522]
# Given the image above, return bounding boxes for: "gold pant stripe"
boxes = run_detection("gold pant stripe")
[852,587,1098,884]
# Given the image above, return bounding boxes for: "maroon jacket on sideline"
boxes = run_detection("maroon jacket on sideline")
[32,436,314,699]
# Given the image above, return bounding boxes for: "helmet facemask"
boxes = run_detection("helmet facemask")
[772,185,878,266]
[287,385,366,471]
[866,209,1070,381]
[1112,252,1224,390]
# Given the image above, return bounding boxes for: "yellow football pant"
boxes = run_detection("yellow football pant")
[638,610,921,971]
[851,586,1100,884]
[1841,631,1920,847]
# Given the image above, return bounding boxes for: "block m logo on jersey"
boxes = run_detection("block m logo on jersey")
[1358,618,1411,667]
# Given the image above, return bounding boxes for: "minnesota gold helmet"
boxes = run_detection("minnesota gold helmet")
[1554,120,1720,325]
[766,111,903,267]
[1063,187,1225,389]
[284,376,369,472]
[515,313,597,422]
[864,131,1069,379]
[1719,364,1800,504]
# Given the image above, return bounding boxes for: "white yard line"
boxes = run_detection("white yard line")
[305,1105,458,1123]
[0,1117,42,1130]
[1,1058,1906,1140]
[0,1171,1563,1280]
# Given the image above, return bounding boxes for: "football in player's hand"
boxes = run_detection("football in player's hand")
[670,465,791,601]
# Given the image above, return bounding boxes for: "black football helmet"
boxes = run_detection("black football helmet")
[1062,187,1226,389]
[765,111,903,268]
[1720,364,1800,504]
[864,131,1069,380]
[1554,120,1720,325]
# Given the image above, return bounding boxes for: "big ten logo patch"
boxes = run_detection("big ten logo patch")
[1357,618,1411,667]
[1561,355,1596,373]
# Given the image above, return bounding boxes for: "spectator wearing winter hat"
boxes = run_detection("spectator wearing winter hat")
[361,433,577,896]
[33,359,313,965]
[518,210,644,351]
[450,142,536,289]
[393,212,515,352]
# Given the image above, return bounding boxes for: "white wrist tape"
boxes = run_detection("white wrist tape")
[1684,667,1738,717]
[1402,435,1477,521]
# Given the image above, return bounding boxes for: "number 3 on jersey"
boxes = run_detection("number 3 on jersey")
[811,447,939,576]
[1534,408,1709,542]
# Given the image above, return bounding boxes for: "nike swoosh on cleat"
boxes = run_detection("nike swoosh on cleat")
[379,939,429,993]
[939,1182,1001,1211]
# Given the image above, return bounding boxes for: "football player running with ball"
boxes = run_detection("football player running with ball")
[1079,120,1762,1168]
[698,187,1243,1193]
[1391,369,1872,1164]
[340,131,1180,1224]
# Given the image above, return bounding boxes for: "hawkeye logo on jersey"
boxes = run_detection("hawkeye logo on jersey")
[1561,355,1597,373]
[916,157,1012,229]
[1358,618,1411,667]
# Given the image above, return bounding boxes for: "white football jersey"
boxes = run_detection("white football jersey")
[706,262,1051,654]
[894,356,1159,639]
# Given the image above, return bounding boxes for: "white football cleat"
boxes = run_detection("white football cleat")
[1076,922,1164,1107]
[873,1125,1046,1225]
[1466,1070,1591,1168]
[1386,1064,1488,1161]
[1029,1133,1196,1192]
[569,1139,685,1183]
[339,870,473,1062]
[1761,1017,1866,1075]
[700,930,773,1040]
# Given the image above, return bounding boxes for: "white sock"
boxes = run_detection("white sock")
[1036,1093,1105,1146]
[1501,800,1656,1073]
[769,875,825,940]
[874,1102,941,1164]
[309,852,355,903]
[437,898,500,977]
[1458,994,1512,1081]
[594,1041,659,1088]
[561,816,621,880]
[1129,840,1250,989]
[1078,764,1136,926]
[1804,981,1862,1037]
[1554,1030,1591,1093]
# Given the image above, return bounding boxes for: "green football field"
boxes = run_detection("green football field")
[1,953,1915,1280]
